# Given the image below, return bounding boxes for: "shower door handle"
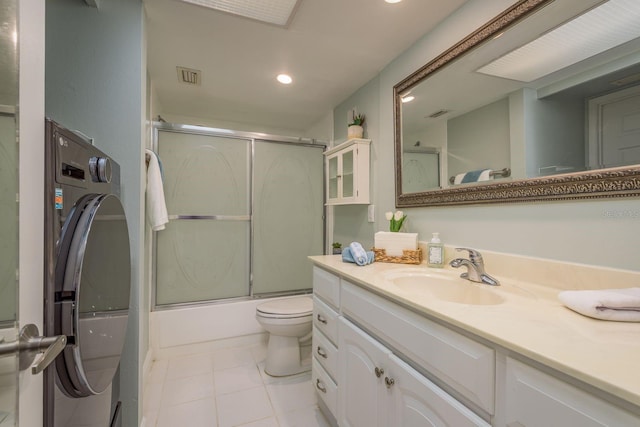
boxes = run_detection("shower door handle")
[0,324,67,375]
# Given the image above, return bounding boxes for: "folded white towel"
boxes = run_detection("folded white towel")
[558,288,640,322]
[478,169,493,181]
[454,173,465,185]
[146,149,169,231]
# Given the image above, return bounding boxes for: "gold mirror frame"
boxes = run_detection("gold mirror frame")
[393,0,640,207]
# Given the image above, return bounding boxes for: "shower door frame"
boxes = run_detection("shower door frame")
[151,122,327,311]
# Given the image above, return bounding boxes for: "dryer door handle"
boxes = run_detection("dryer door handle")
[0,324,67,375]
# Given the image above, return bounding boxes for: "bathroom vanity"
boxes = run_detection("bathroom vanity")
[310,254,640,426]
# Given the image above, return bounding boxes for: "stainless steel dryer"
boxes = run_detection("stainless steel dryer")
[44,119,131,427]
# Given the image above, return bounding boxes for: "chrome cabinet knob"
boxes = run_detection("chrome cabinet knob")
[374,367,384,378]
[315,378,327,393]
[385,376,395,389]
[316,346,328,359]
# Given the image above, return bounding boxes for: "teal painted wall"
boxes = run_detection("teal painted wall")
[45,0,145,424]
[334,0,640,271]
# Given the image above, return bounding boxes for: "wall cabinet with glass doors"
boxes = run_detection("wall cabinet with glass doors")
[324,139,370,205]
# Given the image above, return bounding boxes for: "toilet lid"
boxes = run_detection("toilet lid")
[256,296,313,317]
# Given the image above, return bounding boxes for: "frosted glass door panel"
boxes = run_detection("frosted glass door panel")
[328,156,338,199]
[342,149,354,198]
[0,114,17,323]
[156,220,250,304]
[158,131,250,215]
[253,142,324,294]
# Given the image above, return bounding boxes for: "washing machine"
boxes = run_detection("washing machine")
[44,119,131,427]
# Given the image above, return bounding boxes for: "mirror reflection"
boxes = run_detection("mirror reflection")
[398,0,640,195]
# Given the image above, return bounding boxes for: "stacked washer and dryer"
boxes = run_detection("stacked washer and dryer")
[44,119,131,427]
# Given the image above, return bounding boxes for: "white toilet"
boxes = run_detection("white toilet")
[255,296,313,377]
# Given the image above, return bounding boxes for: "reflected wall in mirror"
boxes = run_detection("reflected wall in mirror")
[394,0,640,206]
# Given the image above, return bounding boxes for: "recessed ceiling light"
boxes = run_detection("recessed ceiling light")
[180,0,301,27]
[401,95,415,103]
[385,0,402,3]
[277,74,293,84]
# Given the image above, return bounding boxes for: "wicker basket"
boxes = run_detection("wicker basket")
[373,247,423,265]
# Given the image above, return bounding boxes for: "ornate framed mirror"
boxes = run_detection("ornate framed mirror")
[394,0,640,207]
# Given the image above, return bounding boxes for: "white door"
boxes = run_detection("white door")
[338,318,390,427]
[588,85,640,169]
[17,0,47,425]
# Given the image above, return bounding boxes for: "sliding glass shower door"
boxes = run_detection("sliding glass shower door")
[252,142,324,295]
[154,126,325,307]
[155,132,251,305]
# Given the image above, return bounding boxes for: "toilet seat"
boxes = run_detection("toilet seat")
[256,296,313,319]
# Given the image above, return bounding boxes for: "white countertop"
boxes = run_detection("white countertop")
[309,255,640,408]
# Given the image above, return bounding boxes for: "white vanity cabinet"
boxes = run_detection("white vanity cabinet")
[312,267,341,419]
[324,138,370,205]
[310,261,640,427]
[503,357,640,427]
[339,317,488,427]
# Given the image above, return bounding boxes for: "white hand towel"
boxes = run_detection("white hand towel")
[146,149,169,231]
[558,287,640,322]
[478,169,493,181]
[453,173,465,185]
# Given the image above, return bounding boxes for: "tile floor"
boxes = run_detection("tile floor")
[142,340,330,427]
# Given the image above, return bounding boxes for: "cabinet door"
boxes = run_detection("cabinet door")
[387,355,489,427]
[338,318,390,427]
[505,357,640,427]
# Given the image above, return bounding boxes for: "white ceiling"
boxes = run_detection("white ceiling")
[144,0,467,134]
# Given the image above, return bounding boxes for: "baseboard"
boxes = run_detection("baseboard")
[154,332,268,360]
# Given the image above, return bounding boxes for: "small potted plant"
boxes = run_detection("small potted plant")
[348,113,365,139]
[332,242,343,255]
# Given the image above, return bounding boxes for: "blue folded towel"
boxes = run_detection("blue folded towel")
[342,244,375,266]
[461,169,489,183]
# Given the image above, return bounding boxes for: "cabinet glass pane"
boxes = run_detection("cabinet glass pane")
[328,156,338,199]
[156,220,250,304]
[342,149,354,198]
[253,142,324,294]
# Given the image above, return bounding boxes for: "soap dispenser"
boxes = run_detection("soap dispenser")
[427,232,444,268]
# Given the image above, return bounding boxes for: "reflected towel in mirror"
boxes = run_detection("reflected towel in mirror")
[454,169,493,184]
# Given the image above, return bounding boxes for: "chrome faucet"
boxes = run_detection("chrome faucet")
[449,248,500,286]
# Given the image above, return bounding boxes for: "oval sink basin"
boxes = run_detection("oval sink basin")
[391,274,504,305]
[384,270,533,306]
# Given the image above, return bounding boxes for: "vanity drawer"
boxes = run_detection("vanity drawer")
[313,357,338,417]
[341,281,495,414]
[313,296,339,345]
[312,327,338,382]
[313,266,340,309]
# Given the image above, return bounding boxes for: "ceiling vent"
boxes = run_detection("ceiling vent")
[611,72,640,87]
[426,109,450,119]
[177,67,202,86]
